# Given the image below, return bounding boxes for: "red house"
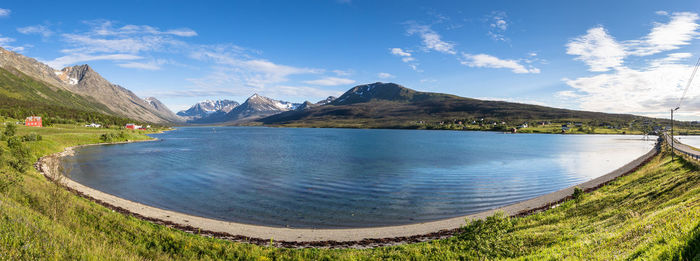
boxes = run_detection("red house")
[125,123,136,129]
[25,116,42,127]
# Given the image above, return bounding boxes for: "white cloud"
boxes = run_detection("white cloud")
[390,47,420,71]
[377,72,394,79]
[477,96,550,107]
[45,54,143,69]
[303,77,355,86]
[406,22,456,54]
[562,12,700,118]
[0,8,9,17]
[332,69,352,76]
[460,53,540,74]
[45,20,193,68]
[61,33,177,54]
[117,59,168,70]
[561,61,700,117]
[568,12,699,73]
[649,52,692,67]
[625,12,699,56]
[390,47,411,57]
[566,27,626,72]
[656,10,669,16]
[0,36,26,52]
[487,11,509,41]
[17,25,53,38]
[188,45,325,95]
[89,21,197,37]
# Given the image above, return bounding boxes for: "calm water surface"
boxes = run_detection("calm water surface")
[677,136,700,148]
[62,127,655,228]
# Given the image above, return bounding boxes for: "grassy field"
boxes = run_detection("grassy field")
[0,124,699,260]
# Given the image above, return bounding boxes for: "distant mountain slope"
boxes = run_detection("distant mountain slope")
[177,99,239,120]
[192,94,300,124]
[59,64,181,123]
[0,66,136,125]
[259,82,646,128]
[145,97,182,122]
[0,47,180,124]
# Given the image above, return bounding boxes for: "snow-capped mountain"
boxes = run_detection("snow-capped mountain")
[177,99,239,120]
[191,94,301,124]
[316,96,337,105]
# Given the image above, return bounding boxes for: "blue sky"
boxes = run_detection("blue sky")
[1,1,700,119]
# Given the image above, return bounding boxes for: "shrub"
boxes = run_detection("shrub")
[456,212,524,259]
[20,133,42,142]
[99,131,127,143]
[7,136,31,173]
[3,123,16,137]
[573,187,585,201]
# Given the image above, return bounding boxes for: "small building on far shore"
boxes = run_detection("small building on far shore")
[85,123,101,128]
[25,116,42,127]
[125,123,141,130]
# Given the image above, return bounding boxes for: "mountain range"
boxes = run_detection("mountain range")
[0,47,180,124]
[0,46,661,128]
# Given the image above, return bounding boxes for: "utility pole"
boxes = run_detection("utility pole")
[671,107,679,161]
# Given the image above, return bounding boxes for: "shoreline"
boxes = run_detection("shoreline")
[36,135,660,248]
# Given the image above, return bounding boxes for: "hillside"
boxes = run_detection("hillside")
[260,82,653,129]
[0,47,180,124]
[0,67,138,126]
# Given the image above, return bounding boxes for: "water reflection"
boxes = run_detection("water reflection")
[63,127,655,228]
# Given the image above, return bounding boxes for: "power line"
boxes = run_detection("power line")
[677,56,700,108]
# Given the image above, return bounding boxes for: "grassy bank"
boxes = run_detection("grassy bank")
[0,124,699,260]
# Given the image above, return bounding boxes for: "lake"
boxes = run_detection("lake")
[677,135,700,149]
[62,127,656,228]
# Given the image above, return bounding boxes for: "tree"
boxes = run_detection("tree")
[3,123,16,137]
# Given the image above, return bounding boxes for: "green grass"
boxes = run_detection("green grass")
[1,124,699,260]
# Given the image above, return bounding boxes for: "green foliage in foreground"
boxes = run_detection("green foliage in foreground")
[0,125,699,260]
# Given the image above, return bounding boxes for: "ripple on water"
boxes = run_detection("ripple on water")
[63,127,655,228]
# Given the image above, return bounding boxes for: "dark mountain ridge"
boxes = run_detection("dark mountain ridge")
[259,82,650,128]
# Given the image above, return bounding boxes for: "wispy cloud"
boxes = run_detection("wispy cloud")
[117,59,169,70]
[406,22,456,55]
[45,20,193,68]
[185,44,337,99]
[487,11,509,41]
[88,21,197,37]
[0,35,28,52]
[146,84,342,101]
[377,72,394,79]
[566,27,626,72]
[0,8,10,17]
[46,54,143,68]
[17,25,53,38]
[332,69,353,76]
[303,77,355,86]
[567,12,699,73]
[625,12,699,56]
[390,47,420,71]
[460,53,540,74]
[563,11,700,117]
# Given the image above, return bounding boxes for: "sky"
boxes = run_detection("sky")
[1,0,700,120]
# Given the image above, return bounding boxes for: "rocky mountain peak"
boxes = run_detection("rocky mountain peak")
[332,82,413,105]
